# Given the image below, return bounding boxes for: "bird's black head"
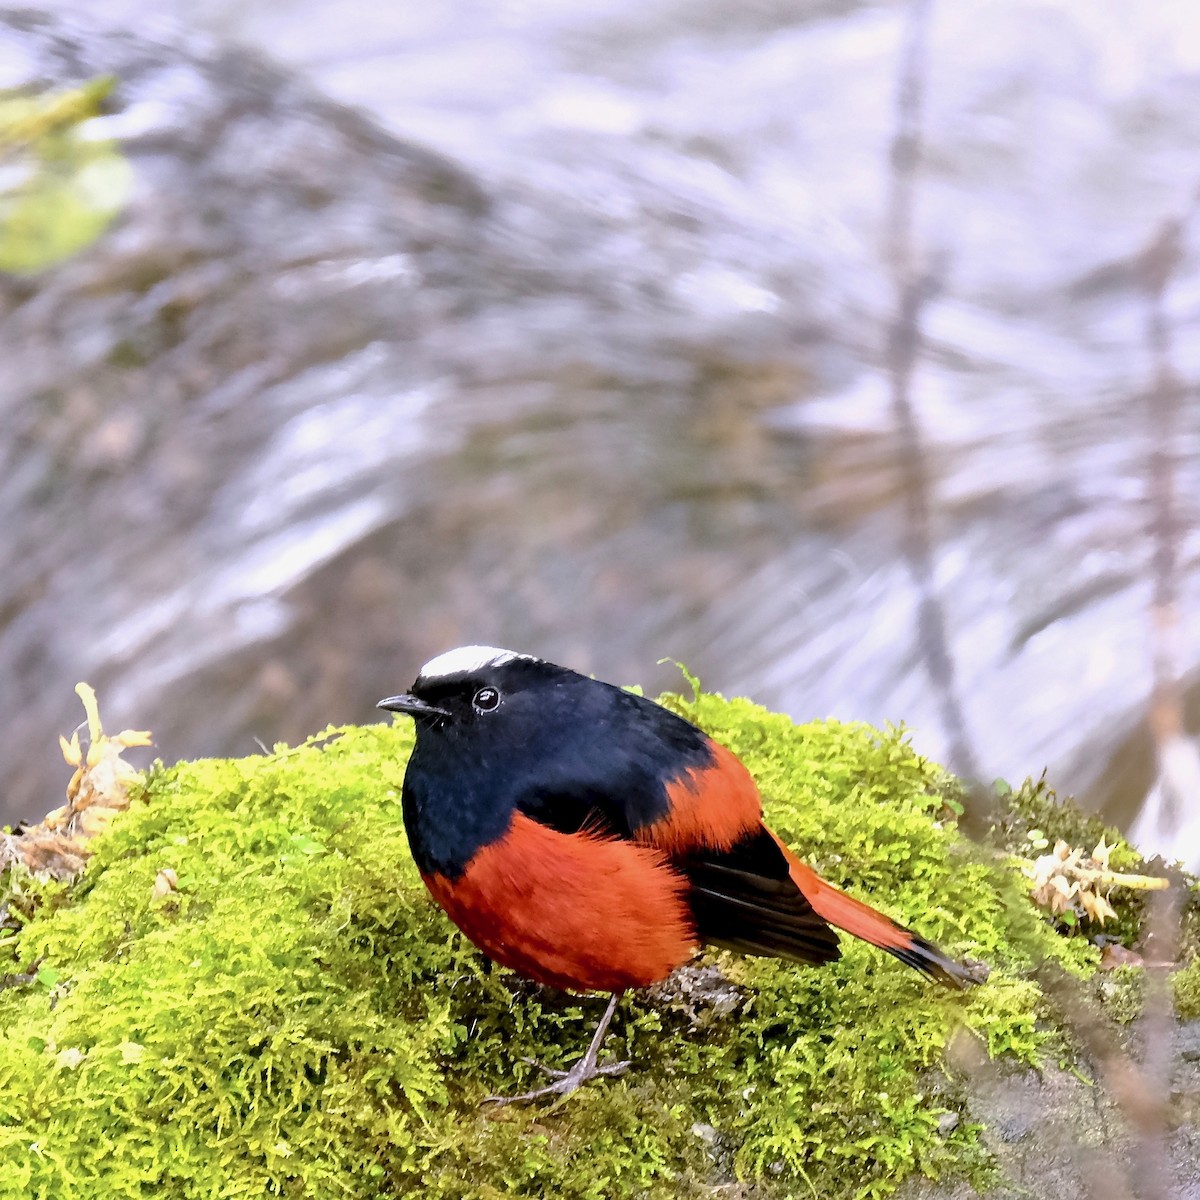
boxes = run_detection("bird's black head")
[378,645,713,877]
[377,645,576,740]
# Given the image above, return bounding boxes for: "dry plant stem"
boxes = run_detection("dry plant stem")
[1034,964,1138,1200]
[884,0,983,785]
[1133,884,1181,1200]
[1033,870,1182,1200]
[1019,863,1170,891]
[1142,214,1186,757]
[0,957,43,991]
[1132,200,1198,1200]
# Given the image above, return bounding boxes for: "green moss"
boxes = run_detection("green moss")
[1172,955,1200,1020]
[0,688,1099,1199]
[1096,964,1146,1025]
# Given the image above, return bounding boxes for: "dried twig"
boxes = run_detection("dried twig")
[1022,836,1170,925]
[883,0,983,783]
[1,683,152,881]
[1133,882,1182,1200]
[0,957,44,991]
[1139,204,1200,848]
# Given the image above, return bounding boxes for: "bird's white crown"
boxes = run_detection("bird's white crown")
[417,645,535,680]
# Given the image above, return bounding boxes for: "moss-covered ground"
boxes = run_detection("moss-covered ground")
[0,682,1183,1199]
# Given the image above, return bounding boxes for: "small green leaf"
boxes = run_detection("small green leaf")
[0,78,133,275]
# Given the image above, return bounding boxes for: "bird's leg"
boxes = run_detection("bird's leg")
[482,992,630,1105]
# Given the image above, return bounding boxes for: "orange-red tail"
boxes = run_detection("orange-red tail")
[768,831,974,989]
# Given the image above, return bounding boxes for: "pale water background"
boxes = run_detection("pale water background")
[2,1,1199,864]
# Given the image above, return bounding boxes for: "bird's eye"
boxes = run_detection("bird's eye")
[472,687,501,713]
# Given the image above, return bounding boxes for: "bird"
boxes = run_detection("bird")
[378,645,977,1103]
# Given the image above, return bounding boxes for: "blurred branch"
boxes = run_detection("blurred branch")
[878,14,1194,1200]
[1008,203,1200,1200]
[883,0,983,782]
[1041,871,1182,1200]
[1138,192,1200,855]
[1141,213,1187,753]
[1134,882,1183,1200]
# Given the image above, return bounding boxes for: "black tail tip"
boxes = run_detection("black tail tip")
[891,935,989,990]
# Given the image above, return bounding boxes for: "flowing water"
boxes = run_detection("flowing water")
[2,1,1199,865]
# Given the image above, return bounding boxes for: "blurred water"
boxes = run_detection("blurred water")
[2,1,1199,864]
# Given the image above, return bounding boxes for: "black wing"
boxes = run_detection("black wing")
[681,827,841,966]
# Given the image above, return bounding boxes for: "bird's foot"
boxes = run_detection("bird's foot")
[481,1053,631,1105]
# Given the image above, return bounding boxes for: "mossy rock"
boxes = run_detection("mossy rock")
[0,686,1158,1199]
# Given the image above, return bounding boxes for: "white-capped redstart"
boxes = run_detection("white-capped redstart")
[379,646,974,1102]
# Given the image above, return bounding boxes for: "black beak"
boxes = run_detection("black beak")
[377,693,450,719]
